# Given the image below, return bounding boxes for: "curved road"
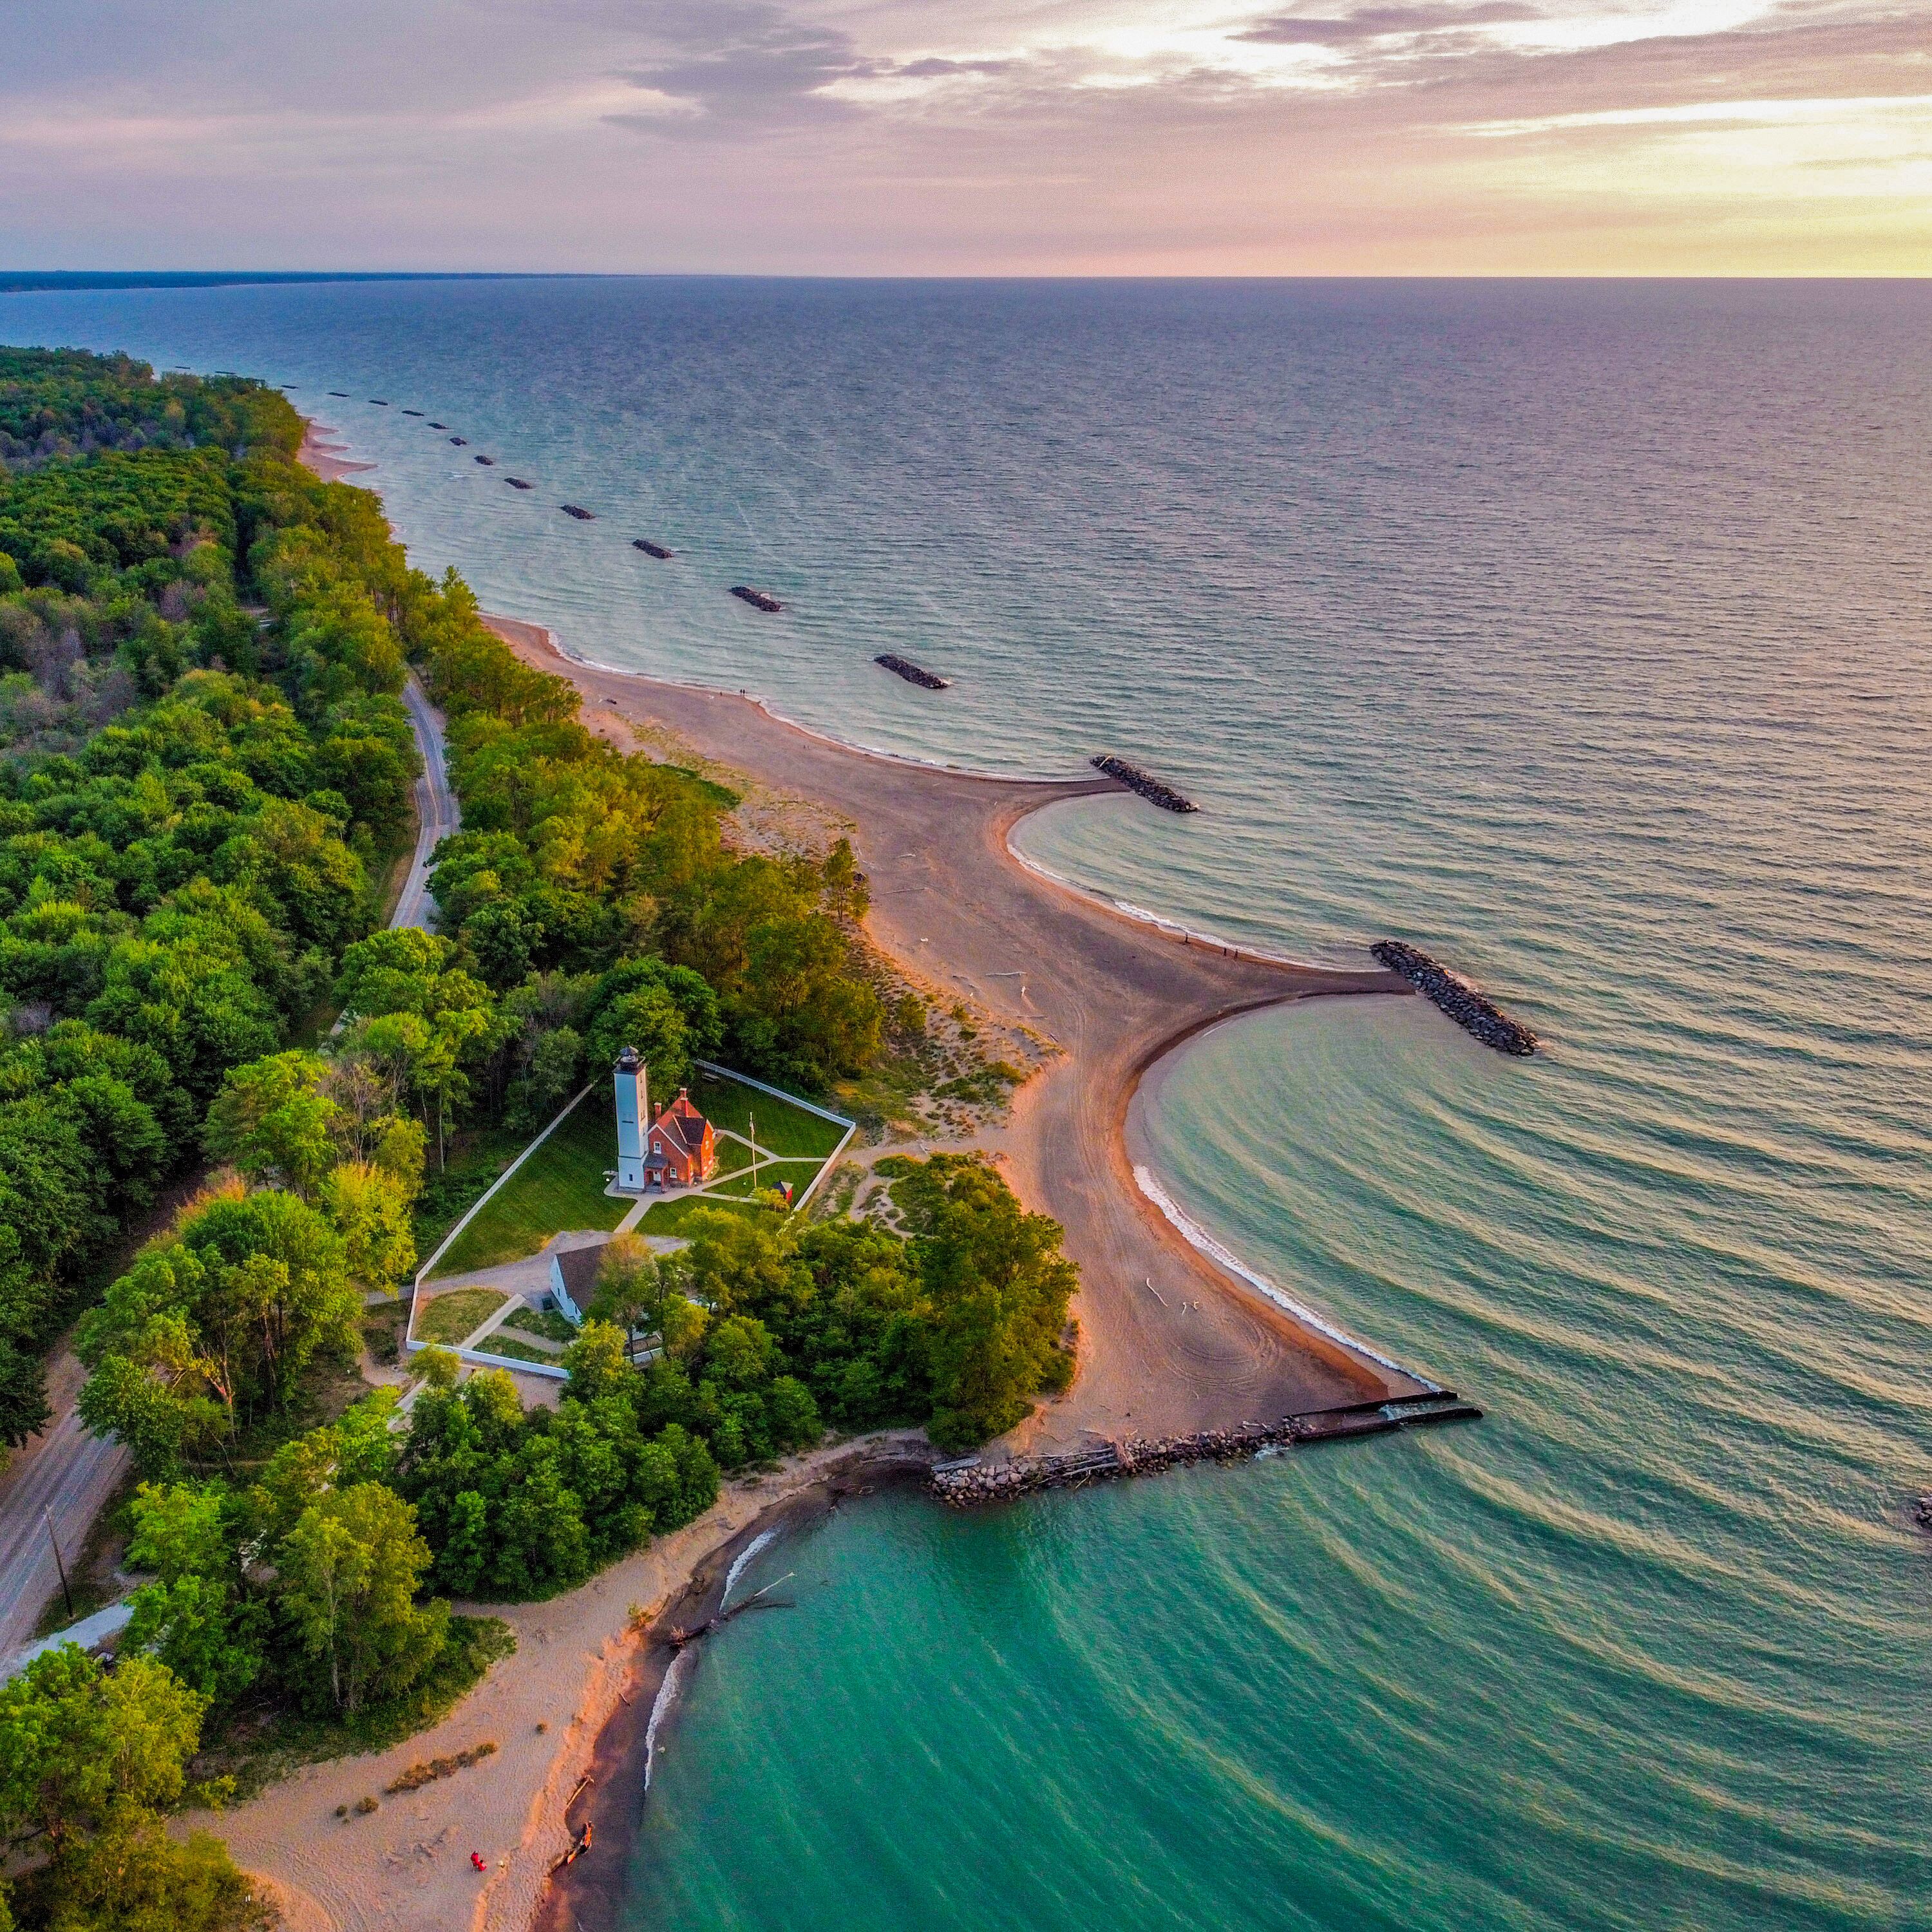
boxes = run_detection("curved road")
[0,674,457,1663]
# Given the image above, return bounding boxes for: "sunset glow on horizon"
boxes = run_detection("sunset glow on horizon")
[1,0,1926,274]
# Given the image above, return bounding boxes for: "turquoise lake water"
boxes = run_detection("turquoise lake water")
[5,279,1928,1927]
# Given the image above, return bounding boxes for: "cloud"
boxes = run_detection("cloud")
[1235,3,1543,48]
[607,1,878,131]
[0,0,1927,272]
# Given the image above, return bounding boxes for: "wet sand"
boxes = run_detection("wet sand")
[485,616,1433,1442]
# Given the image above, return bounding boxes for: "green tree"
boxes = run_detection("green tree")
[0,1649,205,1856]
[121,1482,264,1705]
[277,1482,448,1714]
[12,1810,269,1932]
[900,1156,1078,1451]
[319,1160,417,1291]
[202,1051,339,1198]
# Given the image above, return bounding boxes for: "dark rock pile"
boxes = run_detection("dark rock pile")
[1092,755,1198,813]
[561,504,596,520]
[931,1423,1303,1506]
[328,391,349,398]
[429,421,449,430]
[633,539,674,559]
[402,409,426,417]
[450,436,468,446]
[506,477,534,490]
[369,399,389,406]
[932,1394,1481,1507]
[1370,940,1538,1056]
[475,455,495,466]
[730,585,783,613]
[875,653,950,690]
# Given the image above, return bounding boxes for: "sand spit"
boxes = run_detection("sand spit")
[298,422,376,483]
[482,614,1434,1445]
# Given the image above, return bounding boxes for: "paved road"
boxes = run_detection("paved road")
[393,674,458,933]
[0,672,459,1664]
[0,1352,127,1658]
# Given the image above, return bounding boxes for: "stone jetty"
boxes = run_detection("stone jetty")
[929,1393,1479,1507]
[1092,754,1198,813]
[633,539,674,558]
[1370,940,1537,1056]
[875,653,951,690]
[731,585,784,613]
[561,504,596,520]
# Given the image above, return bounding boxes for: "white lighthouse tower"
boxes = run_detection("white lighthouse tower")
[614,1046,647,1191]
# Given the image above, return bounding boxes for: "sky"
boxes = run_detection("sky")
[0,0,1926,274]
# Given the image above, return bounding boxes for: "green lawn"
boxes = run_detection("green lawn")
[690,1072,849,1160]
[705,1157,827,1201]
[412,1121,530,1263]
[414,1287,507,1345]
[633,1194,778,1237]
[505,1304,576,1343]
[428,1095,627,1277]
[477,1334,560,1367]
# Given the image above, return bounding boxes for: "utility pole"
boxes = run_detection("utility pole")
[44,1505,73,1621]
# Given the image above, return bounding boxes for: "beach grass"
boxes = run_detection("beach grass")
[413,1287,508,1345]
[428,1096,626,1277]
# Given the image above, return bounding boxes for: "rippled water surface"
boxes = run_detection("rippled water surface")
[7,279,1929,1927]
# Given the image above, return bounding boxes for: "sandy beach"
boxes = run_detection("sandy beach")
[298,421,375,483]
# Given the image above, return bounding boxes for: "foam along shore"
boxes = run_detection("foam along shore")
[482,614,1439,1452]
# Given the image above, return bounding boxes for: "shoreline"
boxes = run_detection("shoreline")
[531,1446,936,1932]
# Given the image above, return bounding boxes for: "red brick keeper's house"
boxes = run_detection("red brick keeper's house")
[643,1088,717,1188]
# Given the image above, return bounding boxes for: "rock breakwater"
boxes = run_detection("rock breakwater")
[1092,755,1198,813]
[632,539,674,559]
[730,585,784,612]
[875,653,951,690]
[1370,940,1538,1056]
[930,1394,1479,1506]
[561,504,596,520]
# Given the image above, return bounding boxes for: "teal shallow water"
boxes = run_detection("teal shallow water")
[5,278,1928,1926]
